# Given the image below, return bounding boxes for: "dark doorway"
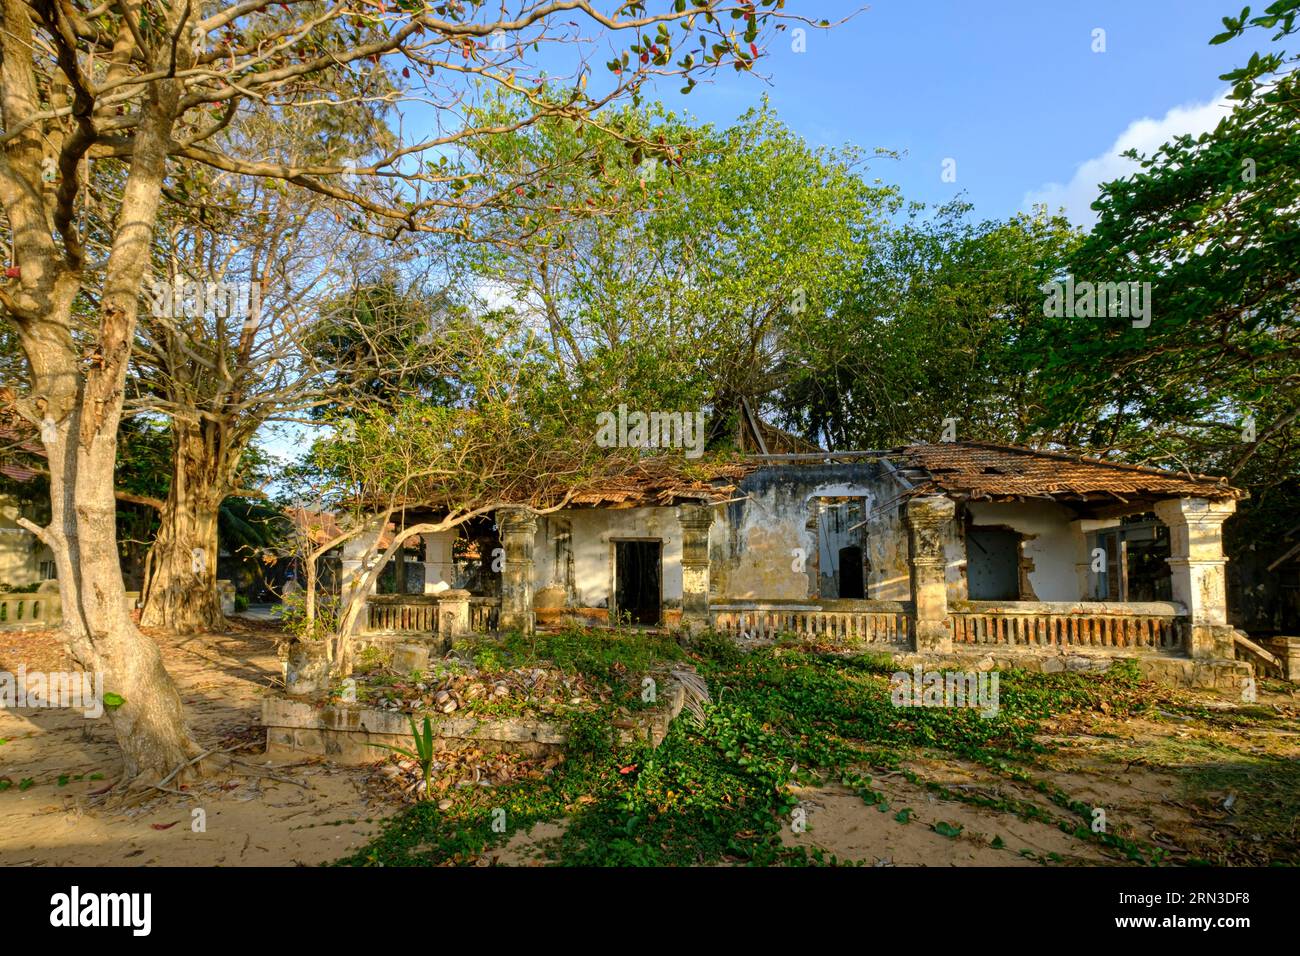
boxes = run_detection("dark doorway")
[838,545,865,599]
[614,540,662,625]
[966,528,1021,600]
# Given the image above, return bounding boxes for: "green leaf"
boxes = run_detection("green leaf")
[933,821,963,838]
[103,692,125,709]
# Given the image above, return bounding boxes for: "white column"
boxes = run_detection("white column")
[678,505,714,633]
[1152,497,1237,658]
[340,519,384,635]
[498,508,537,634]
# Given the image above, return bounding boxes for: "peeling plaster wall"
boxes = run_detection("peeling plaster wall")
[535,507,687,609]
[862,496,912,601]
[934,514,967,602]
[962,501,1081,601]
[522,471,1092,611]
[716,464,901,601]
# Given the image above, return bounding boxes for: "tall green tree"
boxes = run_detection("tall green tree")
[779,202,1080,450]
[0,0,807,782]
[1028,3,1298,554]
[468,99,896,442]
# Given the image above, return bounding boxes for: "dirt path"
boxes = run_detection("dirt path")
[0,624,391,867]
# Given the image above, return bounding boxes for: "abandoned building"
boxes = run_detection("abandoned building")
[347,440,1300,677]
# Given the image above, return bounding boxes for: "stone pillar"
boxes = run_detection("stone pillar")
[422,530,457,594]
[1264,636,1300,684]
[1153,497,1237,658]
[497,508,537,634]
[678,505,714,633]
[906,496,956,653]
[436,588,471,643]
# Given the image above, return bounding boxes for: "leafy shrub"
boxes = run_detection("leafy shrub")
[275,588,339,641]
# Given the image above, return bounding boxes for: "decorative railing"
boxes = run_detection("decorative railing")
[363,594,500,634]
[710,599,911,645]
[365,595,439,634]
[0,592,61,629]
[470,597,499,633]
[947,601,1187,652]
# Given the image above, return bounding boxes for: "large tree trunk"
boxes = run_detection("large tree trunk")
[0,0,203,780]
[139,419,228,633]
[22,309,202,782]
[64,86,203,780]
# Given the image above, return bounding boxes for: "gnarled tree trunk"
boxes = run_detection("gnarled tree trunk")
[139,418,230,633]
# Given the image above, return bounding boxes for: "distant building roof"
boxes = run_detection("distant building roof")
[0,403,43,486]
[285,505,397,549]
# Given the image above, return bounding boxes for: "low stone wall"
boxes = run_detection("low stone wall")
[0,591,62,630]
[885,647,1253,692]
[352,632,449,660]
[262,676,688,764]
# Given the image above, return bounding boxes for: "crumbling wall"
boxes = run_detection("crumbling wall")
[863,496,911,601]
[717,463,900,601]
[961,501,1080,601]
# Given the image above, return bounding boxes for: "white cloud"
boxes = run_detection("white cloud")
[1024,90,1234,226]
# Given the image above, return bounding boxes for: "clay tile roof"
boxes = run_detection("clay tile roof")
[285,506,396,549]
[567,457,755,508]
[0,462,38,483]
[0,402,44,485]
[895,441,1243,503]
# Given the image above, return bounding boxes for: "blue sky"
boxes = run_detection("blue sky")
[631,0,1256,225]
[264,2,1263,471]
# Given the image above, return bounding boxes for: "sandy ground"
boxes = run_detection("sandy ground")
[488,782,1109,867]
[0,623,391,866]
[780,775,1107,866]
[3,622,1296,866]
